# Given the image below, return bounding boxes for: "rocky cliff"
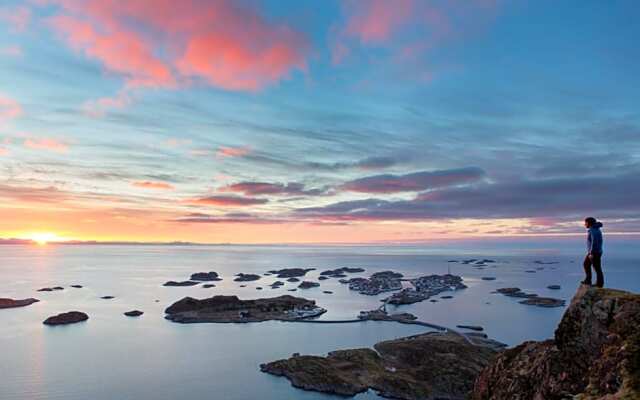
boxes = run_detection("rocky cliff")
[261,331,498,400]
[473,285,640,400]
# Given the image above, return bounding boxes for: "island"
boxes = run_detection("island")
[494,287,565,308]
[43,311,89,325]
[190,271,222,281]
[385,274,467,305]
[261,331,499,400]
[234,273,261,282]
[0,297,39,309]
[124,310,144,317]
[164,295,326,323]
[267,268,315,278]
[163,280,200,287]
[345,270,404,295]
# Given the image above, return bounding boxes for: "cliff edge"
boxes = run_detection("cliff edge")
[473,285,640,400]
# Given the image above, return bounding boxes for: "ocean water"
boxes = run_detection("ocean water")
[1,240,638,400]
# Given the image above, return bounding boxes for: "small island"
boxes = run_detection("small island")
[386,274,467,305]
[345,270,404,295]
[43,311,89,326]
[164,295,326,323]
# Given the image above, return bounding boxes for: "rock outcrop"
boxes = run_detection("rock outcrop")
[261,331,498,400]
[43,311,89,325]
[473,285,640,400]
[0,297,39,309]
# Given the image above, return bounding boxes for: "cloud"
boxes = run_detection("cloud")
[0,45,22,57]
[298,172,640,222]
[83,91,132,117]
[131,181,174,190]
[41,0,308,96]
[0,6,31,32]
[23,138,69,153]
[0,183,68,204]
[187,195,268,207]
[216,145,252,158]
[0,94,22,122]
[342,0,416,45]
[332,0,499,73]
[172,212,288,224]
[341,167,486,193]
[221,181,327,197]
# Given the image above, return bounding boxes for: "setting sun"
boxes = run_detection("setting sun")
[28,233,63,245]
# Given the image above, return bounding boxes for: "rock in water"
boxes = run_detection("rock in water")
[473,285,640,400]
[43,311,89,325]
[261,331,497,399]
[298,281,320,289]
[234,273,261,282]
[0,298,39,309]
[163,280,199,287]
[190,271,222,281]
[124,310,144,317]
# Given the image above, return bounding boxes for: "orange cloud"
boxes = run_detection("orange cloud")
[0,95,21,122]
[187,195,268,207]
[131,181,174,190]
[42,0,308,93]
[216,146,252,158]
[24,138,69,153]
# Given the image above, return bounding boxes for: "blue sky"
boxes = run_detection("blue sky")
[0,0,638,243]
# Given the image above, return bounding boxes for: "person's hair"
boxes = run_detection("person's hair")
[585,217,597,226]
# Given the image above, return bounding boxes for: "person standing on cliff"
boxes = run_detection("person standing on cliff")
[582,217,604,287]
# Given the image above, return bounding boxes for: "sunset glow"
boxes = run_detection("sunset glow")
[0,1,638,244]
[26,232,64,245]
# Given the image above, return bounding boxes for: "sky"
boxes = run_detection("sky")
[0,0,639,244]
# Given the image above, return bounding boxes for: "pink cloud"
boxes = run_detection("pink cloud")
[23,138,69,153]
[333,0,498,67]
[0,147,9,156]
[83,91,132,117]
[187,195,268,207]
[216,146,252,158]
[0,95,22,122]
[343,0,415,44]
[0,45,23,57]
[0,6,31,32]
[41,0,308,95]
[131,181,174,190]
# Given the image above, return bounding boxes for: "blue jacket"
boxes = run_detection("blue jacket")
[587,222,603,254]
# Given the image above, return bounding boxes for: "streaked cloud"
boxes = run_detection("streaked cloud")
[216,145,252,158]
[23,138,69,153]
[187,195,269,207]
[131,181,174,190]
[221,181,327,197]
[341,167,486,193]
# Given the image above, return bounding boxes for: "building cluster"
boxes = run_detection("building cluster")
[386,274,467,305]
[347,271,403,295]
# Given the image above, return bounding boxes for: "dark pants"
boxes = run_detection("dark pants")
[583,253,604,287]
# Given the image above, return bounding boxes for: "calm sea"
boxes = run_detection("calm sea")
[1,239,638,399]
